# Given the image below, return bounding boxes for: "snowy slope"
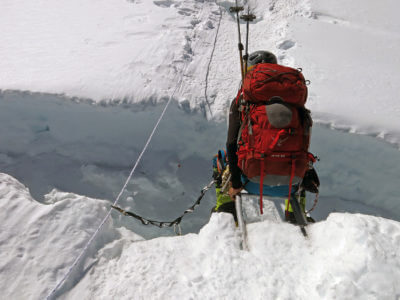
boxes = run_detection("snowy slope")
[0,173,143,299]
[290,0,400,145]
[2,173,399,299]
[62,211,400,299]
[1,0,399,145]
[0,0,222,110]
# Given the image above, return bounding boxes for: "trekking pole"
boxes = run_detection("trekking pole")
[240,8,256,73]
[289,194,308,237]
[229,1,245,81]
[235,194,248,250]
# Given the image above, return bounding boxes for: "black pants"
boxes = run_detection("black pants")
[211,201,238,223]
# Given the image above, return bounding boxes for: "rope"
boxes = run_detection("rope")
[46,2,224,298]
[46,80,181,300]
[204,2,223,117]
[305,192,319,214]
[111,180,215,231]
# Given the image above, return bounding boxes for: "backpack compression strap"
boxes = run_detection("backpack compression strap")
[235,87,243,105]
[258,129,291,214]
[259,155,265,214]
[285,158,296,218]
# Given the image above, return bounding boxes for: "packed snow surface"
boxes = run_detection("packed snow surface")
[1,175,400,299]
[66,212,400,299]
[0,173,143,300]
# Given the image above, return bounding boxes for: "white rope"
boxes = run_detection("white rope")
[46,78,183,300]
[204,3,223,117]
[46,1,223,298]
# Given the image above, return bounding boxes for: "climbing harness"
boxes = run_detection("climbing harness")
[111,180,215,235]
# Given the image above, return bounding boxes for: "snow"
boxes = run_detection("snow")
[290,0,400,146]
[0,0,221,110]
[0,173,143,299]
[1,0,400,299]
[1,0,399,145]
[2,176,399,299]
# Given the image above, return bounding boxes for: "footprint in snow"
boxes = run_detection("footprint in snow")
[278,40,296,50]
[311,11,349,26]
[153,0,175,8]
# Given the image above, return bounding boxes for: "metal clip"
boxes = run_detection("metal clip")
[229,6,244,13]
[174,224,182,236]
[240,14,256,22]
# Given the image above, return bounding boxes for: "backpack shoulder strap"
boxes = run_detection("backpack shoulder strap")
[235,87,243,105]
[298,107,313,128]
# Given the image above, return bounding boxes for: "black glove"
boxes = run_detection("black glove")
[212,170,222,188]
[301,168,320,193]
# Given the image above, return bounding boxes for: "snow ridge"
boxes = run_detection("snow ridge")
[0,173,143,299]
[2,172,400,299]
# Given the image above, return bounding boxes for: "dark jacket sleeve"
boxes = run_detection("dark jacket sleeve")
[226,98,242,188]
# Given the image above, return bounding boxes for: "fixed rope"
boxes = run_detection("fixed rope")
[111,180,215,233]
[46,78,182,300]
[204,3,223,117]
[46,2,224,299]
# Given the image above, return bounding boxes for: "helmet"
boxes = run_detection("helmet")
[247,50,277,66]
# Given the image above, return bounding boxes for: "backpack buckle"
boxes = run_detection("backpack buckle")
[287,128,296,135]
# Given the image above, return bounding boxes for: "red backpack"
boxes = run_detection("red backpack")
[236,63,316,213]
